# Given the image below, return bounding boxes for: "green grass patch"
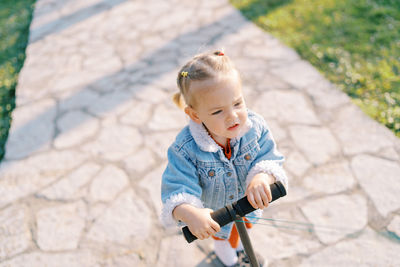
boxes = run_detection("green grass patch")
[0,0,35,161]
[231,0,400,137]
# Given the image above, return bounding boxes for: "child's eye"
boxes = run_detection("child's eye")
[234,101,242,107]
[211,110,222,115]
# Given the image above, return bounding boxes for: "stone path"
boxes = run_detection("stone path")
[1,0,400,266]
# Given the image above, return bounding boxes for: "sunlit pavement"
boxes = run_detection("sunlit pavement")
[1,0,399,266]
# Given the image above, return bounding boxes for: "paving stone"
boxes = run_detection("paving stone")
[132,86,169,104]
[15,66,55,105]
[289,125,340,165]
[242,37,300,62]
[79,38,114,60]
[139,163,166,217]
[148,103,188,131]
[59,89,100,111]
[331,105,395,156]
[86,202,108,223]
[302,161,355,194]
[146,71,178,92]
[86,71,127,94]
[101,251,142,267]
[36,201,86,251]
[119,100,152,127]
[54,110,100,148]
[122,148,156,175]
[0,251,100,267]
[37,162,101,200]
[152,10,192,35]
[86,190,151,245]
[377,146,400,161]
[89,164,129,202]
[0,161,43,209]
[387,215,400,238]
[0,150,88,208]
[30,0,63,28]
[270,60,323,89]
[252,73,292,92]
[116,41,143,67]
[143,63,177,80]
[300,228,400,267]
[252,91,320,125]
[301,194,368,244]
[4,98,56,160]
[82,124,142,161]
[82,53,122,76]
[156,235,208,267]
[304,78,350,109]
[265,120,287,143]
[351,155,400,217]
[236,61,272,90]
[51,71,98,94]
[144,131,179,160]
[251,210,321,262]
[0,205,31,260]
[285,150,312,178]
[278,184,312,204]
[87,90,133,118]
[141,34,167,51]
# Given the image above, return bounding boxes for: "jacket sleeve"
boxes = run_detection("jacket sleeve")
[245,114,288,190]
[160,144,203,228]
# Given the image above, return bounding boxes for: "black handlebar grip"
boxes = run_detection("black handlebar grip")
[182,225,198,243]
[234,181,286,217]
[181,206,236,243]
[182,181,286,243]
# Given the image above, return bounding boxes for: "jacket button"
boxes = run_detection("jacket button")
[208,170,215,177]
[227,172,232,177]
[244,154,251,161]
[229,195,234,200]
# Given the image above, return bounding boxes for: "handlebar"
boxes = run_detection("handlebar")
[182,181,286,243]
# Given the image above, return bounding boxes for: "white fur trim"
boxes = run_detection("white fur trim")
[188,117,252,153]
[189,120,219,152]
[161,192,204,228]
[246,160,288,190]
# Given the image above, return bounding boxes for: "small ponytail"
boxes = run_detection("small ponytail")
[172,92,186,110]
[174,49,235,111]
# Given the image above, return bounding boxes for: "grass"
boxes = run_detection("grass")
[231,0,400,137]
[0,0,35,161]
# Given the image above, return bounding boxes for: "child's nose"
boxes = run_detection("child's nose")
[226,110,238,123]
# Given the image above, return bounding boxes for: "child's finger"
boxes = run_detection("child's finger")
[195,231,205,240]
[254,192,264,209]
[207,227,217,237]
[247,193,258,209]
[264,183,272,203]
[260,191,269,208]
[202,230,211,239]
[211,220,221,233]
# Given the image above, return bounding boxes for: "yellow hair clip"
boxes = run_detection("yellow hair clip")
[181,71,188,77]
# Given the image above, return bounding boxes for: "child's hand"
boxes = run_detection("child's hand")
[246,173,275,210]
[173,204,220,240]
[186,207,220,240]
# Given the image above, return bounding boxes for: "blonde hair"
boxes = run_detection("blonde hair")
[173,50,238,109]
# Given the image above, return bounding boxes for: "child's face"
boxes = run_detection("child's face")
[186,72,248,144]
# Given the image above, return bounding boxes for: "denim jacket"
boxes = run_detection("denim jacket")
[160,110,288,239]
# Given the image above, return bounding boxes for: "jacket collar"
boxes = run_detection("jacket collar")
[188,117,252,153]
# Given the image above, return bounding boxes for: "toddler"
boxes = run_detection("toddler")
[160,50,288,266]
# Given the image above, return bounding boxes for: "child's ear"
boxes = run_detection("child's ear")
[185,106,202,124]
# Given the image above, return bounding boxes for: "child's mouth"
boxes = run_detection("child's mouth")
[228,123,239,131]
